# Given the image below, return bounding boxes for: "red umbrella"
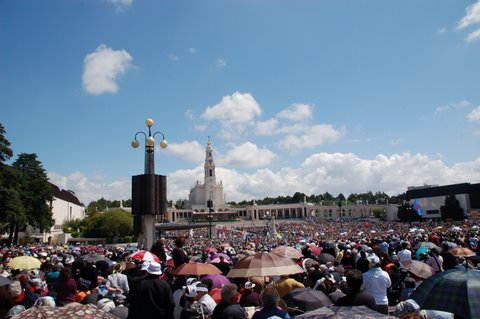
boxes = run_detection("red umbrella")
[303,244,321,256]
[129,250,160,262]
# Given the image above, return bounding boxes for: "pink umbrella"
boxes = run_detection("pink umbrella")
[209,253,231,262]
[129,250,160,262]
[201,274,231,288]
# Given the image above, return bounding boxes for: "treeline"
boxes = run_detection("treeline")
[228,191,407,207]
[0,124,53,244]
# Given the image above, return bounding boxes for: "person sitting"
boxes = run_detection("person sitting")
[274,274,304,298]
[55,267,77,306]
[239,281,260,307]
[335,270,376,310]
[251,287,290,319]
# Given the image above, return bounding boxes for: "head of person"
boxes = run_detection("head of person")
[59,267,73,281]
[345,270,363,291]
[220,283,238,305]
[145,261,162,277]
[175,237,186,248]
[259,287,280,309]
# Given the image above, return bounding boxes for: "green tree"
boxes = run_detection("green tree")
[83,209,133,243]
[0,125,26,244]
[441,194,464,221]
[397,203,422,223]
[175,199,187,209]
[13,153,53,234]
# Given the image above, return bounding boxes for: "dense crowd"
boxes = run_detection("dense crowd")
[0,219,479,319]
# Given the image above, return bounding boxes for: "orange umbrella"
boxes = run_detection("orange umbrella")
[451,247,476,258]
[227,252,304,278]
[173,262,222,276]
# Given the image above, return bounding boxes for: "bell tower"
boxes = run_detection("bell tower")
[204,137,217,203]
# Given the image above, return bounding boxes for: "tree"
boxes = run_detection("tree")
[175,199,187,209]
[83,209,133,243]
[397,203,422,223]
[441,194,464,221]
[12,153,53,234]
[0,124,26,244]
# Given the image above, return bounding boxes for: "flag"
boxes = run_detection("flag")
[413,199,423,216]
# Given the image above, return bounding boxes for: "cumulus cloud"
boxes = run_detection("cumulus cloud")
[48,153,480,204]
[279,124,344,152]
[277,103,313,121]
[201,92,262,139]
[457,0,480,29]
[82,44,132,95]
[221,142,276,168]
[255,119,278,135]
[167,140,205,162]
[467,106,480,122]
[434,100,471,114]
[466,28,480,42]
[105,0,133,12]
[48,171,130,205]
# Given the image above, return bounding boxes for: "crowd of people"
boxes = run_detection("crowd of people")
[0,218,479,319]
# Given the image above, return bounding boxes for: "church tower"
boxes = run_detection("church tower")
[188,138,228,212]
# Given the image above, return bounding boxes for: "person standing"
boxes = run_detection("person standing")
[397,242,412,265]
[335,270,376,310]
[55,267,77,306]
[128,261,175,319]
[361,256,391,315]
[172,237,190,269]
[427,248,444,273]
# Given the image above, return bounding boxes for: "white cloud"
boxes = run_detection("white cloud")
[438,27,447,33]
[185,109,195,120]
[167,140,205,162]
[168,54,179,61]
[201,92,262,139]
[279,124,344,152]
[48,171,130,205]
[216,58,226,68]
[466,28,480,42]
[221,142,276,168]
[48,153,480,204]
[255,119,278,135]
[188,48,197,54]
[277,103,313,122]
[193,125,207,132]
[458,0,480,29]
[467,106,480,122]
[82,44,132,95]
[105,0,132,12]
[435,100,471,114]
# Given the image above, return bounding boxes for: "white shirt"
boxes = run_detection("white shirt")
[199,293,217,315]
[361,267,392,305]
[427,255,444,272]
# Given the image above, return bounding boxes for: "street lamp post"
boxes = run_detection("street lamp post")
[131,118,168,249]
[207,199,213,238]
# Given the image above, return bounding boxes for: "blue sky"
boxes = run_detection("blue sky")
[1,0,480,205]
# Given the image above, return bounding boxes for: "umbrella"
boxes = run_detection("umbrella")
[302,258,319,271]
[271,245,304,260]
[316,253,335,265]
[14,303,118,319]
[226,252,304,278]
[8,256,41,270]
[205,247,218,253]
[208,257,232,264]
[401,260,435,279]
[173,262,222,276]
[200,274,231,288]
[76,253,106,264]
[410,268,480,319]
[129,250,161,262]
[283,288,333,312]
[295,305,392,319]
[413,241,439,250]
[209,253,231,261]
[303,244,321,256]
[450,247,476,258]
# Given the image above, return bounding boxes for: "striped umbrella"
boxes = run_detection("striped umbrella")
[129,250,160,262]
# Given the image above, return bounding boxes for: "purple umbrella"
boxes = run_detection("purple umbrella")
[209,253,231,262]
[201,274,231,288]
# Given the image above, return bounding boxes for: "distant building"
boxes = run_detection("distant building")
[406,182,480,220]
[28,183,86,243]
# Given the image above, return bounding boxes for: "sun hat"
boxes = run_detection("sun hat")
[195,282,209,293]
[146,261,162,275]
[141,261,151,271]
[244,281,255,290]
[183,284,198,298]
[368,255,380,266]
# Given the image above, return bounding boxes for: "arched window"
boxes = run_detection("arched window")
[209,169,212,176]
